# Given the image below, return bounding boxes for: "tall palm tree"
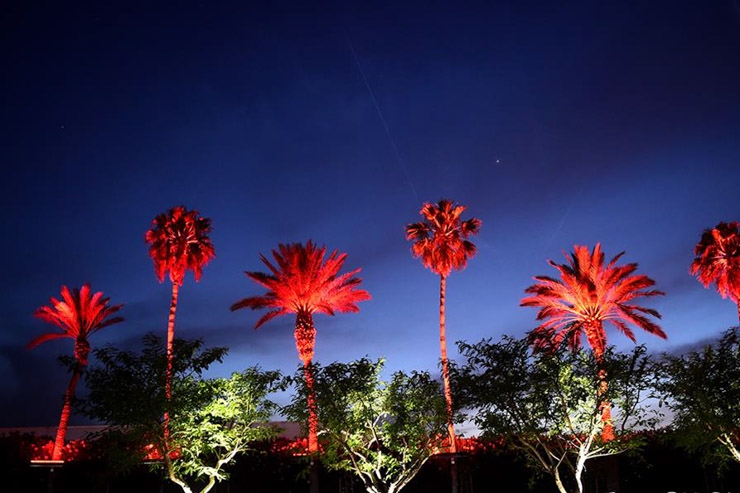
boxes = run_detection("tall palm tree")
[690,221,740,325]
[230,241,370,455]
[521,243,665,440]
[145,206,214,425]
[28,284,123,461]
[405,199,481,458]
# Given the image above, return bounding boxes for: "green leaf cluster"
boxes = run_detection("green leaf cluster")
[283,359,451,493]
[659,328,740,466]
[80,334,283,493]
[454,336,659,493]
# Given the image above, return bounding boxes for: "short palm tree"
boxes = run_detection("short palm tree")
[406,199,481,456]
[230,241,370,454]
[690,221,740,325]
[521,243,665,440]
[145,206,214,422]
[29,284,123,460]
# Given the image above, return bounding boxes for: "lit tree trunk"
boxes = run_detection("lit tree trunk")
[439,276,458,493]
[164,281,180,436]
[51,362,83,461]
[295,310,319,493]
[553,466,569,493]
[574,449,587,493]
[307,362,319,493]
[597,368,614,441]
[586,323,614,441]
[304,362,318,452]
[718,433,740,464]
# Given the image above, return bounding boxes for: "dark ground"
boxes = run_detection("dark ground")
[2,434,739,493]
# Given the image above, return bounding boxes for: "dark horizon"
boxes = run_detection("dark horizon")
[2,1,740,427]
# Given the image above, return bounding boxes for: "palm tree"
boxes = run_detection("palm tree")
[521,243,665,440]
[690,221,740,325]
[405,199,481,458]
[145,206,214,425]
[230,241,370,455]
[28,284,123,461]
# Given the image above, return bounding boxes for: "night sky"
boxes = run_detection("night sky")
[2,1,740,427]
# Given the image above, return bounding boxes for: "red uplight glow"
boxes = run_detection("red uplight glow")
[145,206,215,437]
[28,285,123,461]
[691,221,740,324]
[231,241,370,453]
[521,243,665,440]
[30,439,89,462]
[406,199,481,455]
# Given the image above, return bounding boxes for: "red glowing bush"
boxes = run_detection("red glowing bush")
[30,439,91,462]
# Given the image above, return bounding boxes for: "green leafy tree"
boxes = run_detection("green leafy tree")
[283,359,451,493]
[80,335,282,493]
[455,336,658,493]
[659,329,740,465]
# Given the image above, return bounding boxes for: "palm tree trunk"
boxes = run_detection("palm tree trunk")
[439,276,458,493]
[597,369,614,441]
[304,361,318,453]
[295,311,319,493]
[586,325,614,441]
[164,282,180,436]
[52,363,83,461]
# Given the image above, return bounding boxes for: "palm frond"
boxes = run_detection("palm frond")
[30,284,124,363]
[520,243,664,356]
[145,206,215,285]
[232,241,370,329]
[405,199,482,277]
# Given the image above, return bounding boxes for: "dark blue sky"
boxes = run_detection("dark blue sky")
[2,1,739,426]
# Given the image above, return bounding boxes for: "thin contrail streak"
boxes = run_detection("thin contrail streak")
[344,31,419,200]
[545,188,582,250]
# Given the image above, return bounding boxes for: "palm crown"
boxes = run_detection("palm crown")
[29,284,124,364]
[690,221,740,303]
[230,241,371,328]
[145,206,215,285]
[521,243,665,356]
[406,199,482,277]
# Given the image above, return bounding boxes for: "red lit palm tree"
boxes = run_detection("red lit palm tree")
[521,243,665,440]
[406,199,481,456]
[690,222,740,326]
[230,241,370,454]
[145,206,214,427]
[28,284,123,461]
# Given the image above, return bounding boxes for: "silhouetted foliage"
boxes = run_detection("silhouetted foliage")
[659,328,740,466]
